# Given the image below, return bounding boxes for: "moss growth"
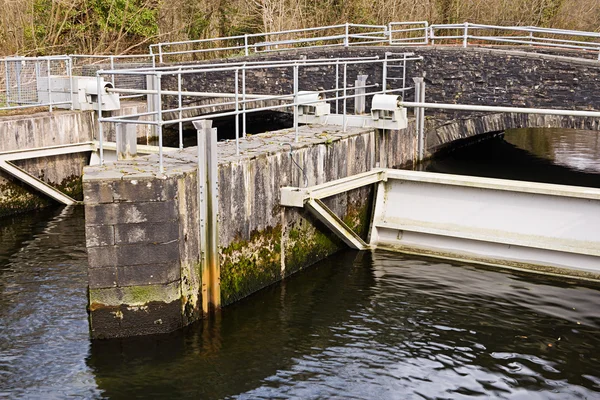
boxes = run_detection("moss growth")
[56,174,84,201]
[220,225,283,305]
[0,179,51,218]
[284,218,341,276]
[0,173,84,218]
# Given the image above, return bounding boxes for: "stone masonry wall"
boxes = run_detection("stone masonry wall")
[83,164,201,339]
[83,123,417,338]
[165,46,600,118]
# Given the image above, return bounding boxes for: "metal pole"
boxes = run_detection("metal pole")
[242,64,247,138]
[96,73,104,165]
[192,120,220,314]
[68,58,74,110]
[156,74,164,173]
[235,69,240,155]
[110,56,115,85]
[244,34,249,56]
[177,69,183,150]
[16,59,22,105]
[413,77,423,162]
[159,44,164,64]
[335,60,339,113]
[402,53,407,101]
[343,63,347,132]
[47,59,52,112]
[463,22,469,48]
[419,79,425,161]
[4,60,9,105]
[388,23,393,45]
[382,53,388,94]
[293,64,299,142]
[344,23,350,47]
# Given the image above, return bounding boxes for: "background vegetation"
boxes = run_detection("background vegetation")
[0,0,598,56]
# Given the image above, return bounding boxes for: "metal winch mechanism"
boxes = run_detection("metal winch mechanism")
[37,76,120,111]
[369,94,408,130]
[297,91,331,124]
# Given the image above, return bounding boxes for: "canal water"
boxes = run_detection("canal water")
[1,128,600,399]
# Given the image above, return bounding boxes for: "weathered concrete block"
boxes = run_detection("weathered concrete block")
[117,264,181,287]
[114,222,179,244]
[88,267,118,289]
[87,246,117,268]
[86,225,115,247]
[85,201,177,226]
[116,241,180,266]
[111,178,178,203]
[83,181,114,204]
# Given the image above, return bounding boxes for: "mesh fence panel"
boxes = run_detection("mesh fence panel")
[0,57,71,109]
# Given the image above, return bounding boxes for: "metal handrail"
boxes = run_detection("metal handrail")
[95,54,422,172]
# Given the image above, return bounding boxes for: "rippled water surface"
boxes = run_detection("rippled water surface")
[425,128,600,188]
[2,128,600,399]
[1,207,600,399]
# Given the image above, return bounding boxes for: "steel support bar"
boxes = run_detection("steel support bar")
[305,198,369,250]
[0,160,77,205]
[401,101,600,118]
[280,169,385,207]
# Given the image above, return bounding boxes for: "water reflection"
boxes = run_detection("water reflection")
[87,251,600,399]
[425,128,600,189]
[2,127,600,398]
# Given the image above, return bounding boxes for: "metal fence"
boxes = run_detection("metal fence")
[150,23,389,63]
[3,21,600,114]
[430,23,600,58]
[149,21,600,62]
[95,53,422,172]
[0,56,72,111]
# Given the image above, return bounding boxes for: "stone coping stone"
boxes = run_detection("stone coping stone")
[83,124,373,181]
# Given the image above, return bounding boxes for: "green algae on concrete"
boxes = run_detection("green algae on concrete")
[89,281,182,309]
[0,173,84,218]
[284,214,343,277]
[220,225,283,306]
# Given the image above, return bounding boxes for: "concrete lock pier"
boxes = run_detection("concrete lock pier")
[82,43,600,338]
[3,23,600,338]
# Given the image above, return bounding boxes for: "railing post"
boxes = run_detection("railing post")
[47,59,52,112]
[4,60,10,105]
[344,23,350,47]
[156,74,164,174]
[293,63,299,142]
[193,120,220,315]
[388,23,393,45]
[463,22,469,48]
[343,62,347,132]
[96,73,104,165]
[159,44,164,64]
[402,53,407,101]
[109,56,115,85]
[413,77,425,162]
[382,53,388,94]
[68,57,74,110]
[424,22,429,45]
[242,64,247,138]
[335,59,340,113]
[177,68,183,150]
[244,34,249,56]
[235,68,240,155]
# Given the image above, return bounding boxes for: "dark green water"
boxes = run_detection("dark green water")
[1,128,600,399]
